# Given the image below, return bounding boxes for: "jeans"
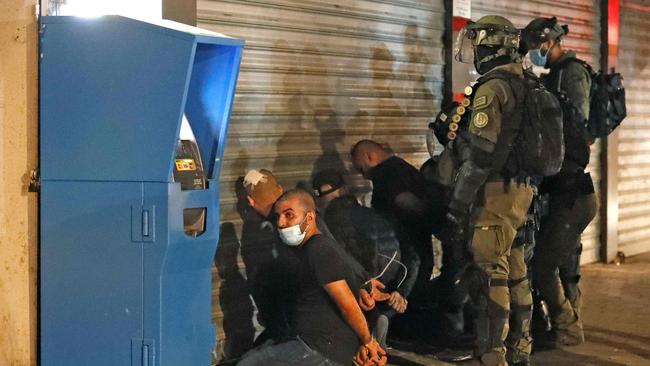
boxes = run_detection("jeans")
[237,337,342,366]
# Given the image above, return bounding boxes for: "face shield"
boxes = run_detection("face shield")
[455,23,518,60]
[454,26,477,64]
[426,127,439,158]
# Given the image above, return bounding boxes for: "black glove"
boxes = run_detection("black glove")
[444,205,469,244]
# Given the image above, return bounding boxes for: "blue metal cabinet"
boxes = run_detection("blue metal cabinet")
[39,16,244,366]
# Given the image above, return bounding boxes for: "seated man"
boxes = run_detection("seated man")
[313,169,409,349]
[351,140,445,306]
[242,169,384,329]
[313,169,410,303]
[239,169,298,344]
[238,189,387,366]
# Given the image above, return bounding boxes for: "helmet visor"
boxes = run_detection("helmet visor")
[454,28,475,64]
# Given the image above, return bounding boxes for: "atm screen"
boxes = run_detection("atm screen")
[173,139,206,237]
[173,140,206,191]
[175,158,197,171]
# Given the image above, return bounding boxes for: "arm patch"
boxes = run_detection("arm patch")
[473,112,489,128]
[474,95,488,109]
[469,80,507,143]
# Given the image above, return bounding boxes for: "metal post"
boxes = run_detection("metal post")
[443,0,454,107]
[600,0,620,263]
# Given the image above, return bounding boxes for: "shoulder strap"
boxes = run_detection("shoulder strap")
[476,70,527,105]
[477,69,517,84]
[551,57,594,97]
[480,73,528,177]
[554,57,594,76]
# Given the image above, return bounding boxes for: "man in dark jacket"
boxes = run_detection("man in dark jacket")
[351,140,445,308]
[240,169,298,344]
[523,17,598,347]
[314,169,412,306]
[313,169,409,348]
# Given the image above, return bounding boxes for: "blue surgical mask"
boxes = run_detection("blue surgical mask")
[278,215,308,246]
[529,47,548,67]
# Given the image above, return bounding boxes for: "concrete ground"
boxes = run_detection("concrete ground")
[388,252,650,366]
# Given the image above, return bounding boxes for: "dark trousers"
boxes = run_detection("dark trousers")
[533,192,596,332]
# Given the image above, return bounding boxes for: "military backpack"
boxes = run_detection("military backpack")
[552,58,627,141]
[481,70,565,178]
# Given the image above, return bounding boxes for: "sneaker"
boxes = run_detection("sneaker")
[456,358,482,365]
[435,348,474,362]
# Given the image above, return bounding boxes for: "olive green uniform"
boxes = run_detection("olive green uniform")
[451,63,534,365]
[535,50,597,345]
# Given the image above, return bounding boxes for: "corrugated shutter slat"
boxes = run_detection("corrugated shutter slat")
[616,1,650,257]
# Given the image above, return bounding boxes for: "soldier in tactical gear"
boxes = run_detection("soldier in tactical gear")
[424,108,475,362]
[450,15,535,366]
[499,44,563,366]
[523,17,598,347]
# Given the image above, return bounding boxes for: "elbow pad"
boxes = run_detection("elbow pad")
[456,132,495,167]
[449,160,490,213]
[449,133,495,212]
[468,133,497,169]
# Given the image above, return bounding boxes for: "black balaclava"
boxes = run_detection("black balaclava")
[474,45,512,75]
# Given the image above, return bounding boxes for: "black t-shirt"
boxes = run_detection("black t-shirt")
[292,234,360,365]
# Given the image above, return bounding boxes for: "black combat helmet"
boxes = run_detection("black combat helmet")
[455,15,521,74]
[522,17,569,51]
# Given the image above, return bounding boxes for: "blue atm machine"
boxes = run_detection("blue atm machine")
[39,16,244,366]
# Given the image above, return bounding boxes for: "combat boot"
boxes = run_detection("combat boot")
[556,315,583,346]
[551,299,584,347]
[555,324,584,347]
[480,351,508,366]
[506,348,531,366]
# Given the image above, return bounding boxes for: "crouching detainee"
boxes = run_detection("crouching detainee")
[237,189,388,366]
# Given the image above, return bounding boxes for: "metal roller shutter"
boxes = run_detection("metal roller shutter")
[197,0,445,360]
[616,1,650,257]
[471,0,603,264]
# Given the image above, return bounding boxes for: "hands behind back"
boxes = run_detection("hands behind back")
[353,339,387,366]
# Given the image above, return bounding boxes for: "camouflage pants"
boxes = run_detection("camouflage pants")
[470,181,534,366]
[534,192,597,338]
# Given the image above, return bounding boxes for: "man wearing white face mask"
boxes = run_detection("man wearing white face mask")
[238,189,387,366]
[242,169,388,317]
